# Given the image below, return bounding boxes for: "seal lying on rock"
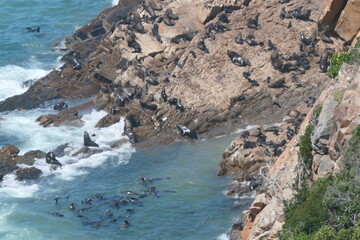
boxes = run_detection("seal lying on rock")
[227,50,250,67]
[84,131,99,147]
[53,101,68,111]
[176,125,198,139]
[123,117,138,144]
[319,50,329,73]
[46,152,62,166]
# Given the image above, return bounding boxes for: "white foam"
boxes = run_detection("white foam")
[0,65,48,101]
[0,174,40,198]
[217,233,230,240]
[112,0,118,6]
[0,108,134,196]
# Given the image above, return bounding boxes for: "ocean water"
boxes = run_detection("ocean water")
[0,1,252,239]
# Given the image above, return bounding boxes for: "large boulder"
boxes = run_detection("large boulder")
[15,167,42,181]
[334,0,360,43]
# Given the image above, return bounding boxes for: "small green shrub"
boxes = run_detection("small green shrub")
[299,124,314,170]
[327,38,360,78]
[332,90,344,103]
[311,104,322,124]
[312,226,335,240]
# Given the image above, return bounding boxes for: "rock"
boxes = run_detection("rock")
[1,145,20,157]
[319,0,346,26]
[312,154,335,180]
[311,96,337,155]
[36,108,82,127]
[15,167,42,181]
[198,5,222,24]
[334,0,360,43]
[23,150,46,165]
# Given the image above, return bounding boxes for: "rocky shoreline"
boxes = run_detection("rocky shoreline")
[0,0,359,239]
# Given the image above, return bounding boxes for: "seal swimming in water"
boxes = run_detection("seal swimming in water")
[26,27,40,33]
[46,152,62,166]
[84,131,99,147]
[227,50,250,67]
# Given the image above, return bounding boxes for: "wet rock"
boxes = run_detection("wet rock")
[15,167,42,181]
[23,150,46,165]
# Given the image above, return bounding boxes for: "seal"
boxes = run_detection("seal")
[197,38,209,53]
[247,13,260,29]
[176,125,198,139]
[319,50,329,73]
[26,27,40,33]
[46,152,62,166]
[227,50,250,67]
[163,9,177,26]
[152,24,162,43]
[175,100,185,112]
[84,131,99,147]
[126,36,142,53]
[123,117,138,144]
[245,35,258,46]
[69,203,76,211]
[270,50,283,70]
[143,0,156,18]
[146,78,159,86]
[53,101,68,111]
[235,32,243,44]
[120,220,130,228]
[161,88,168,102]
[268,40,276,50]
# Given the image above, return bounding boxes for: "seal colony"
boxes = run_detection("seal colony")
[0,0,350,238]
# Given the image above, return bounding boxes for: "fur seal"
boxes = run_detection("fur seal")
[140,101,157,111]
[318,25,333,44]
[123,117,138,144]
[227,50,250,67]
[235,32,243,44]
[53,101,68,111]
[175,100,185,112]
[146,78,159,86]
[197,38,209,53]
[300,32,314,46]
[270,50,283,70]
[176,125,198,139]
[168,97,178,106]
[245,35,258,46]
[69,203,76,211]
[161,88,168,102]
[26,27,40,33]
[247,13,260,29]
[152,24,162,43]
[46,152,62,166]
[143,0,156,18]
[84,131,99,147]
[120,220,130,228]
[48,211,64,217]
[126,36,142,53]
[163,9,178,26]
[319,50,329,73]
[268,40,276,50]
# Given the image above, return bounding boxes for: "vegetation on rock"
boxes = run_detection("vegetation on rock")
[280,125,360,239]
[327,37,360,78]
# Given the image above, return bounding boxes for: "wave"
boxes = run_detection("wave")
[0,65,49,101]
[0,108,134,198]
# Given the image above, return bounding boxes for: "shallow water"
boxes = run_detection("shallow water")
[0,0,251,239]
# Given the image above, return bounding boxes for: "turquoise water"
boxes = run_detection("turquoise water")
[0,1,251,239]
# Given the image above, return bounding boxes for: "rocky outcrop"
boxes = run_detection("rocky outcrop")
[0,145,45,181]
[236,59,360,240]
[319,0,360,44]
[334,0,360,43]
[0,0,343,148]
